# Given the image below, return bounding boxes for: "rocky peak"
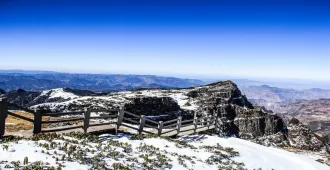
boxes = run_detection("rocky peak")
[289,117,300,125]
[287,118,324,151]
[254,117,326,152]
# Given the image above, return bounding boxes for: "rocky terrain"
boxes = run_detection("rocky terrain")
[3,80,329,157]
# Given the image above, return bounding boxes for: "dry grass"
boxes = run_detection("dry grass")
[281,147,303,152]
[5,111,49,132]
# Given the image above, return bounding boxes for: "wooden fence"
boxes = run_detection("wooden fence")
[0,98,225,138]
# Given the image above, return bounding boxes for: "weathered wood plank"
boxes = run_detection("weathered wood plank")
[0,98,8,138]
[122,123,139,131]
[180,123,194,128]
[144,118,159,125]
[163,123,177,129]
[90,115,118,119]
[161,129,177,135]
[176,116,182,134]
[33,110,42,134]
[41,125,83,133]
[138,115,146,134]
[90,109,119,113]
[7,111,34,123]
[181,119,194,124]
[158,121,164,135]
[42,117,83,124]
[43,111,84,116]
[144,123,158,129]
[163,118,178,125]
[123,117,140,124]
[83,109,91,133]
[124,111,140,119]
[117,108,125,128]
[89,122,116,127]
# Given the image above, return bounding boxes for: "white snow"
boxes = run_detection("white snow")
[0,135,329,170]
[39,88,79,100]
[194,136,329,170]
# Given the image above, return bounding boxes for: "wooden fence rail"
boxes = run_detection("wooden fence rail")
[0,98,225,138]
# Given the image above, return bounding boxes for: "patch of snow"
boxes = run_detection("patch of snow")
[40,88,79,100]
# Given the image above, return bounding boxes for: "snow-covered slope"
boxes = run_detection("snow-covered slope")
[0,134,328,170]
[39,88,79,100]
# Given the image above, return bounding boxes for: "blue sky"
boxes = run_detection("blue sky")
[1,0,330,81]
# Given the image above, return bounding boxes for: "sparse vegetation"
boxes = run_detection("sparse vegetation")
[0,132,247,169]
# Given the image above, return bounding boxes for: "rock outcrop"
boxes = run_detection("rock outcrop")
[187,81,284,138]
[287,118,324,151]
[254,118,326,152]
[124,97,189,120]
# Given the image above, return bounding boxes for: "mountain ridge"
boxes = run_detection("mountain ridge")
[0,72,205,92]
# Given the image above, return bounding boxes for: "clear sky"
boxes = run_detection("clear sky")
[1,0,330,81]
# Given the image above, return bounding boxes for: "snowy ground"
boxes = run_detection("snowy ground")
[1,133,329,170]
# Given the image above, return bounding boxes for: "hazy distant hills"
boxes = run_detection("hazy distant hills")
[241,85,330,104]
[0,72,205,92]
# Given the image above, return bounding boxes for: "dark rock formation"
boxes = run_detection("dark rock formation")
[190,81,284,138]
[254,118,326,152]
[124,97,189,121]
[287,118,324,151]
[6,89,41,107]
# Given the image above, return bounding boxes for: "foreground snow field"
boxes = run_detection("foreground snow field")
[0,133,329,170]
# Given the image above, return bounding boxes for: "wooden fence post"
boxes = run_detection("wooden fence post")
[158,121,164,136]
[117,107,125,130]
[0,98,8,138]
[83,108,91,134]
[193,112,197,134]
[33,109,42,134]
[176,116,182,135]
[207,115,211,129]
[215,118,219,133]
[138,115,145,135]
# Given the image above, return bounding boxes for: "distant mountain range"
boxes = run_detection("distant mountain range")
[0,71,205,92]
[241,85,330,104]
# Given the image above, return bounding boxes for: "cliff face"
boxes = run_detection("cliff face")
[287,118,324,151]
[185,81,284,138]
[254,118,326,152]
